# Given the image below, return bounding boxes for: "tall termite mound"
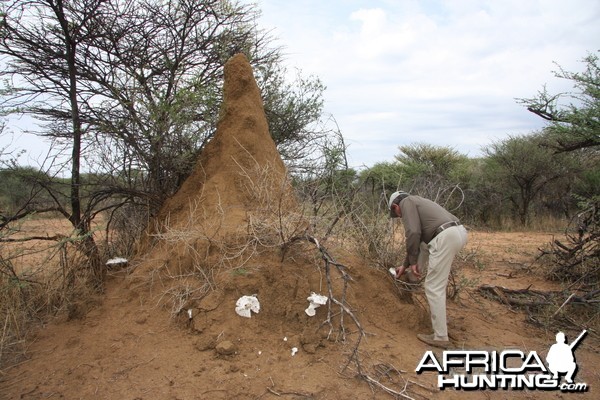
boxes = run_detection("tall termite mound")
[138,53,297,277]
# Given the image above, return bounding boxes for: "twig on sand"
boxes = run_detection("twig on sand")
[265,386,314,398]
[254,378,314,399]
[110,356,156,380]
[553,292,576,317]
[360,373,416,399]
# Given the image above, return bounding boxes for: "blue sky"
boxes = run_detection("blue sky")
[253,0,600,168]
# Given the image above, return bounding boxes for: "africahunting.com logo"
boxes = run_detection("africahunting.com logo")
[416,330,588,392]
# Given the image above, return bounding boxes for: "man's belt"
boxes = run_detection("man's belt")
[434,221,461,237]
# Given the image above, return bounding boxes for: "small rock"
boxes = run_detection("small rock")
[302,343,318,354]
[193,335,216,352]
[192,316,208,333]
[216,340,237,356]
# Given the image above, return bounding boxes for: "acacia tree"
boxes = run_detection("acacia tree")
[484,132,579,226]
[395,143,469,193]
[76,0,326,202]
[257,60,326,168]
[75,0,284,199]
[1,0,105,280]
[518,51,600,152]
[2,0,327,207]
[518,51,599,280]
[361,143,469,206]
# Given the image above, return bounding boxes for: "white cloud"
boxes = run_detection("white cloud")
[255,0,600,168]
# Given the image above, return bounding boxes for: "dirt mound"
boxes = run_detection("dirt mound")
[124,51,421,363]
[135,53,297,280]
[153,52,289,233]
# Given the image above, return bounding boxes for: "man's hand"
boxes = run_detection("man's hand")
[394,266,407,279]
[409,264,422,278]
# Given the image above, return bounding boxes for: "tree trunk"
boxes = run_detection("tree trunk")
[55,1,103,288]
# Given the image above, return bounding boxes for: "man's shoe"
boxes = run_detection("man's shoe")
[417,333,451,349]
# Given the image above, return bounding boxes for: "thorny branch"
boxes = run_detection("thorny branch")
[537,200,599,283]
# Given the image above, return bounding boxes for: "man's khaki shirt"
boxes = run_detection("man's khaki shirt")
[399,196,459,267]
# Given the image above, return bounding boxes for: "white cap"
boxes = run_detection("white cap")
[388,191,409,217]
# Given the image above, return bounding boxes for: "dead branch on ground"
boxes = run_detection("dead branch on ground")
[478,284,600,308]
[478,284,600,335]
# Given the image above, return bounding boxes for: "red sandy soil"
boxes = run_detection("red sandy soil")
[1,54,598,399]
[2,230,598,400]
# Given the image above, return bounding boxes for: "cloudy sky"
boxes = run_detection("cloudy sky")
[1,0,598,171]
[252,0,600,168]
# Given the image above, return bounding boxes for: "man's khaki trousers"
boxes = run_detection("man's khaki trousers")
[418,225,468,340]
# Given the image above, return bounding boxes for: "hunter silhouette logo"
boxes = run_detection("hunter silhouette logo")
[415,330,589,392]
[546,330,586,384]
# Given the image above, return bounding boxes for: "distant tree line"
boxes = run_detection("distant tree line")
[321,52,600,229]
[361,134,594,228]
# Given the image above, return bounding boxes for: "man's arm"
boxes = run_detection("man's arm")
[402,199,422,266]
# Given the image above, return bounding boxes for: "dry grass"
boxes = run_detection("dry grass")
[0,215,120,370]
